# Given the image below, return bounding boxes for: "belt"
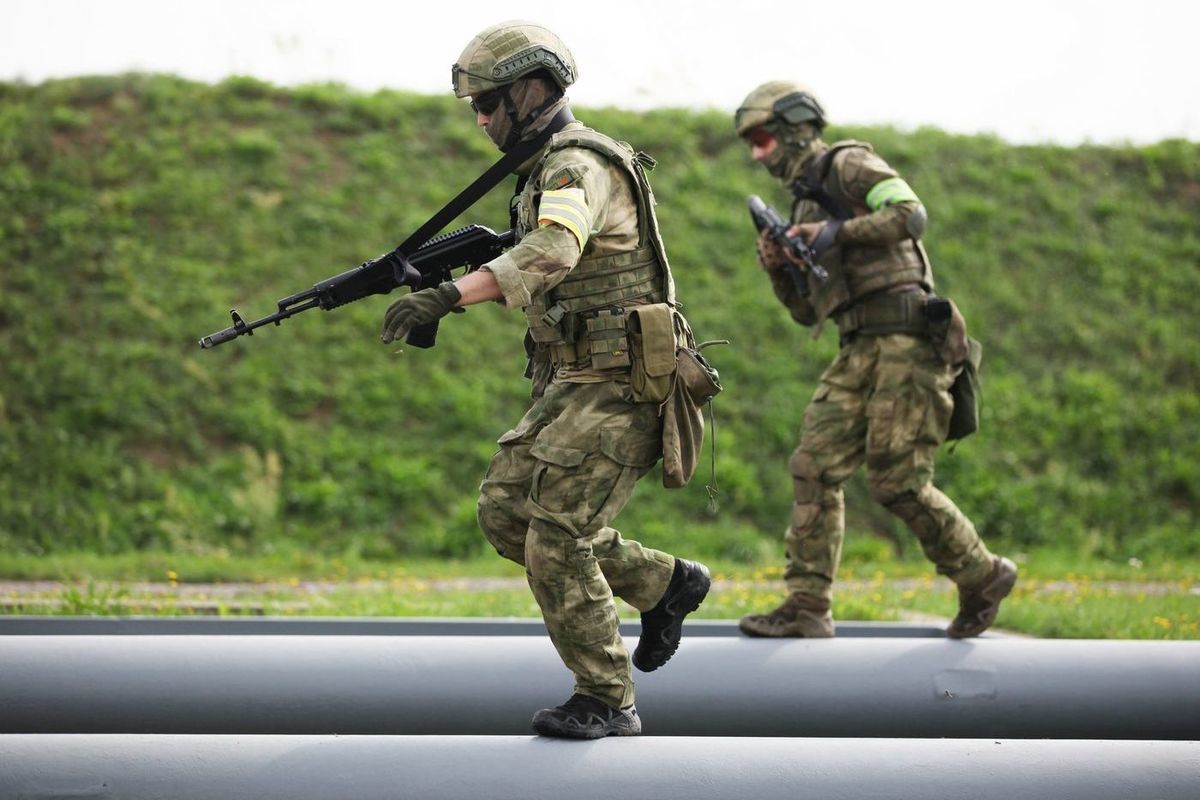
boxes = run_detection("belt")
[835,290,929,339]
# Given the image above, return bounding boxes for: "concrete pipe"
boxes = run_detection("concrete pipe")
[1,735,1197,800]
[0,635,1196,738]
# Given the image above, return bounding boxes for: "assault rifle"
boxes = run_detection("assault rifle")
[747,195,829,295]
[198,224,514,350]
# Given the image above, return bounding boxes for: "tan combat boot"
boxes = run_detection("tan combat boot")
[946,556,1018,639]
[738,593,834,638]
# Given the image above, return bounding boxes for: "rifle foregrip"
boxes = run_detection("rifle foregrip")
[405,321,440,349]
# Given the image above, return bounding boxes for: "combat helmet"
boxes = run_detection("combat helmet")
[734,81,826,137]
[452,21,578,98]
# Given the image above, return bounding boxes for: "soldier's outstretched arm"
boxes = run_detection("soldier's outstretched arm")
[453,268,505,306]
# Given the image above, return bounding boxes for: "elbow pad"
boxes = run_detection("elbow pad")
[905,204,928,240]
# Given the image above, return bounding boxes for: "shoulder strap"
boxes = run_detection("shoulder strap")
[789,141,866,221]
[395,107,574,257]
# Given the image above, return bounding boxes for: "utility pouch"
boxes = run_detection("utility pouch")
[661,311,724,489]
[947,336,983,441]
[627,303,677,403]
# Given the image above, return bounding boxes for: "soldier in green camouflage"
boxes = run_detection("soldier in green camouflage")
[380,21,711,739]
[734,81,1016,639]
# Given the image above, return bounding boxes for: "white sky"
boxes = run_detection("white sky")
[4,0,1197,144]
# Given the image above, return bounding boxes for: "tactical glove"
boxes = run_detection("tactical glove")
[380,282,462,344]
[755,229,786,272]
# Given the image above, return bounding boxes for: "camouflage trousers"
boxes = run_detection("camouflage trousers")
[477,379,675,709]
[785,333,995,604]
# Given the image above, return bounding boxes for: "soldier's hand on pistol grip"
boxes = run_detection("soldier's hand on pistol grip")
[755,229,788,272]
[380,282,462,344]
[788,222,826,249]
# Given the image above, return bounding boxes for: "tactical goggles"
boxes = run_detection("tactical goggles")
[773,92,824,125]
[469,89,504,115]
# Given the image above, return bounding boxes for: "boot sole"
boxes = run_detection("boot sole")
[531,715,642,739]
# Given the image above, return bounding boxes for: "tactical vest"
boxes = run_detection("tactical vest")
[519,127,678,370]
[791,141,933,327]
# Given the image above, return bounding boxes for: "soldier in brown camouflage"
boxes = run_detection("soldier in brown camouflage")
[734,81,1017,639]
[380,21,711,739]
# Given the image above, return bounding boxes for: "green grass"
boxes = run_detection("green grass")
[2,543,1194,583]
[3,549,1195,640]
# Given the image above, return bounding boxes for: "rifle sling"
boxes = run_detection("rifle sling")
[790,147,854,222]
[395,107,575,257]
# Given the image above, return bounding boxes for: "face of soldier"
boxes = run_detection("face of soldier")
[745,127,778,163]
[470,88,515,151]
[470,89,503,128]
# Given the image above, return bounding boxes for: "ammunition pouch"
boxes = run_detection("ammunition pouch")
[628,303,677,403]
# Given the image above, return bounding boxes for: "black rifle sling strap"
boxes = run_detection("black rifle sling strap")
[789,145,856,222]
[392,107,575,283]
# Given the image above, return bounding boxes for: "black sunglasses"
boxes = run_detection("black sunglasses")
[469,89,504,115]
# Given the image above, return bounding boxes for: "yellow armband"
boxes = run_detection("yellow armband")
[865,177,920,211]
[538,187,592,251]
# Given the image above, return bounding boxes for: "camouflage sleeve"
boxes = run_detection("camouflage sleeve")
[482,148,610,310]
[483,226,582,309]
[833,148,926,245]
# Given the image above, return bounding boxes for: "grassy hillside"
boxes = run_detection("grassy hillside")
[1,74,1196,566]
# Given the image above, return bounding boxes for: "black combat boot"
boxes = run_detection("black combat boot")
[531,693,642,739]
[947,556,1018,638]
[632,558,711,672]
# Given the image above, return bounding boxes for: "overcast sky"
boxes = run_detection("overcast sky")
[4,0,1197,145]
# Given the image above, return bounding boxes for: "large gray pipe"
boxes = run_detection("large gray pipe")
[0,615,954,637]
[2,636,1197,738]
[1,735,1197,800]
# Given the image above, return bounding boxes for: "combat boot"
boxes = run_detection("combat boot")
[631,558,711,672]
[738,593,834,638]
[531,693,642,739]
[947,556,1018,639]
